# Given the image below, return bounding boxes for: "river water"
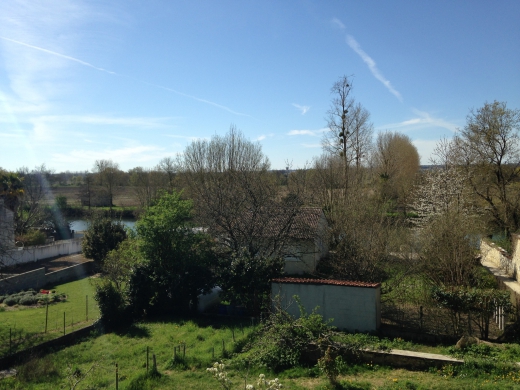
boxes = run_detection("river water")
[70,219,136,232]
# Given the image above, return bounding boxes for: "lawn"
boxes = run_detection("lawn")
[3,316,520,389]
[0,277,100,356]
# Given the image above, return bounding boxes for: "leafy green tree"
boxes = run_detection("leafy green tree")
[129,191,216,317]
[82,218,127,263]
[217,248,284,316]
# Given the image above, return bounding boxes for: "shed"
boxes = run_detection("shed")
[271,277,381,332]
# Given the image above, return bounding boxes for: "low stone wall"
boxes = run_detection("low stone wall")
[3,238,83,267]
[0,261,94,294]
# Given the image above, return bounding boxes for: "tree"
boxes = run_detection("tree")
[14,165,54,235]
[93,160,121,213]
[129,191,216,316]
[128,167,163,209]
[82,218,127,264]
[374,131,420,213]
[179,126,302,259]
[322,76,373,188]
[455,101,520,237]
[412,140,481,287]
[157,156,177,192]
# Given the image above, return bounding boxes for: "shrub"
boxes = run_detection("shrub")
[19,229,47,246]
[4,296,19,306]
[94,280,130,331]
[19,295,38,306]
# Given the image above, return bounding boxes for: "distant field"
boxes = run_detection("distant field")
[45,186,140,208]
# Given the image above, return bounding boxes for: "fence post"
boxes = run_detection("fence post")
[183,343,186,358]
[45,301,49,333]
[115,363,119,390]
[9,327,11,355]
[419,306,423,330]
[146,346,149,372]
[63,312,66,336]
[86,295,88,322]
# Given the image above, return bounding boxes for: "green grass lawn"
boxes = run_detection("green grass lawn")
[0,277,100,355]
[3,316,520,389]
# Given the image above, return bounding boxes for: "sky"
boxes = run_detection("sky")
[1,0,519,172]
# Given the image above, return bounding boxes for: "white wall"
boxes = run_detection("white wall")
[272,281,381,332]
[3,238,83,266]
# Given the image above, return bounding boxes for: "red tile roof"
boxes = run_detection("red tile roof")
[272,277,380,288]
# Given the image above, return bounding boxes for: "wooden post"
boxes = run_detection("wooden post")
[419,306,423,330]
[146,346,149,372]
[174,346,177,360]
[9,327,11,355]
[153,354,157,371]
[183,343,186,358]
[86,295,88,322]
[45,302,49,333]
[63,312,66,336]
[115,363,118,390]
[222,339,225,354]
[232,328,235,342]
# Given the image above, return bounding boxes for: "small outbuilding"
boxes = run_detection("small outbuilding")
[271,277,381,332]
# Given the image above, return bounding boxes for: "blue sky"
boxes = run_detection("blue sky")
[1,0,519,172]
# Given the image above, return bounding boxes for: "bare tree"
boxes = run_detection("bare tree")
[157,156,177,192]
[455,101,520,236]
[179,126,302,258]
[322,76,373,188]
[93,160,121,213]
[129,167,164,209]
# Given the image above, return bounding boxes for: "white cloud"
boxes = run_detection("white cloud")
[301,143,321,148]
[287,128,327,136]
[51,144,167,169]
[346,35,402,102]
[292,103,310,115]
[378,109,459,133]
[256,135,266,141]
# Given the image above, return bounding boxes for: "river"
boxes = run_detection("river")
[70,219,136,232]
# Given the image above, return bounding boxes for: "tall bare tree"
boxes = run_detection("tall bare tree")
[93,160,121,213]
[322,76,373,189]
[157,156,177,192]
[179,126,302,258]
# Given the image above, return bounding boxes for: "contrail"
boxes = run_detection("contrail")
[0,36,116,74]
[346,35,403,102]
[0,36,249,116]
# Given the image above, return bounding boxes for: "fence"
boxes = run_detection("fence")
[381,300,509,341]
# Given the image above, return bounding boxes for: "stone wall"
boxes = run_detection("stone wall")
[3,238,82,267]
[0,261,93,294]
[480,235,520,281]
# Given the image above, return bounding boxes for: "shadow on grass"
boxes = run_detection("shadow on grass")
[114,323,151,338]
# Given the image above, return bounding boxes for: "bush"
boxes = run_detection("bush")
[94,280,130,331]
[4,296,19,306]
[19,229,47,246]
[82,218,127,264]
[19,295,38,306]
